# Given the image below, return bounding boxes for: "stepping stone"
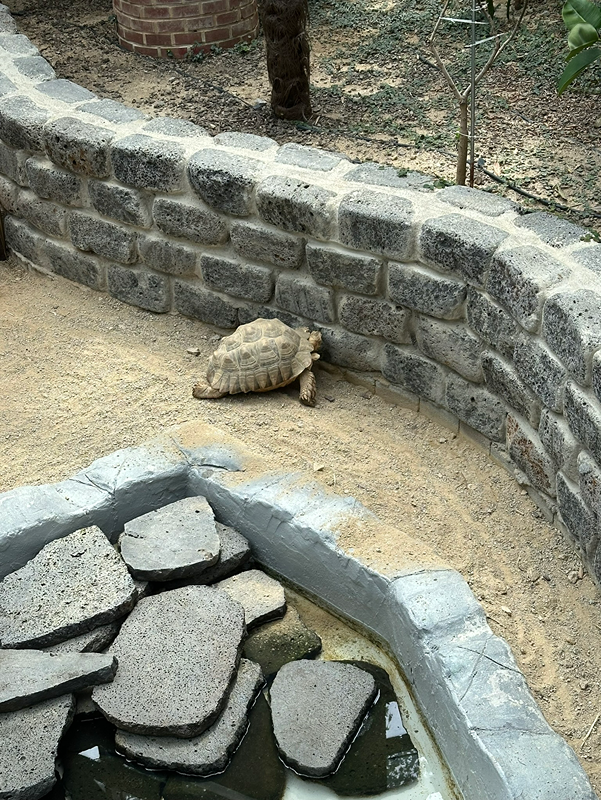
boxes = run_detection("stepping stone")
[243,607,322,676]
[119,496,221,581]
[43,621,121,654]
[0,695,75,800]
[217,569,286,629]
[0,526,137,649]
[115,659,263,774]
[270,660,377,777]
[92,585,245,737]
[0,650,117,712]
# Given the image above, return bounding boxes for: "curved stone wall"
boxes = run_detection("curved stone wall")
[1,3,601,586]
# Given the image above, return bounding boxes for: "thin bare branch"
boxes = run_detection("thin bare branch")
[429,0,463,101]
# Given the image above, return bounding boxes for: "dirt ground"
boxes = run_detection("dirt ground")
[1,257,601,793]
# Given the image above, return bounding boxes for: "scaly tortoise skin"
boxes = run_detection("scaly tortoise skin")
[192,318,322,406]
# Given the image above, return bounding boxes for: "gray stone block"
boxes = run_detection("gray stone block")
[139,235,198,277]
[111,134,185,193]
[201,254,273,303]
[0,526,137,649]
[115,658,263,775]
[513,334,567,413]
[0,650,117,712]
[382,344,446,404]
[26,157,82,205]
[439,185,519,216]
[0,173,17,212]
[236,305,306,329]
[218,569,286,628]
[92,585,245,737]
[274,273,335,324]
[482,350,540,426]
[388,262,466,319]
[142,117,209,138]
[13,55,55,81]
[306,243,381,295]
[89,180,151,227]
[40,239,105,290]
[79,98,146,124]
[275,142,342,171]
[44,116,114,178]
[0,138,27,184]
[243,607,322,677]
[486,246,569,333]
[44,622,121,655]
[344,162,431,189]
[506,413,556,496]
[338,295,409,345]
[270,660,376,777]
[338,189,414,260]
[0,10,17,33]
[543,289,601,384]
[0,94,50,150]
[214,130,277,150]
[556,472,598,551]
[5,215,44,263]
[0,33,38,55]
[256,174,335,238]
[17,190,67,237]
[0,695,74,800]
[174,279,239,328]
[593,540,601,587]
[419,213,508,286]
[108,264,171,312]
[445,373,506,441]
[538,409,581,482]
[188,148,262,216]
[319,327,382,372]
[120,496,220,582]
[578,450,601,526]
[592,350,601,405]
[153,196,228,245]
[231,221,303,269]
[0,74,16,96]
[515,211,586,247]
[572,243,601,276]
[415,317,483,383]
[37,78,96,104]
[564,381,601,466]
[70,211,137,264]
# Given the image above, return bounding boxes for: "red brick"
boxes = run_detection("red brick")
[120,1,144,17]
[145,31,179,45]
[240,3,257,19]
[123,16,159,32]
[231,17,255,35]
[201,0,229,14]
[118,36,136,51]
[131,43,161,56]
[185,15,215,30]
[170,3,202,17]
[203,26,231,42]
[119,28,145,44]
[215,9,240,24]
[142,4,171,17]
[171,31,202,44]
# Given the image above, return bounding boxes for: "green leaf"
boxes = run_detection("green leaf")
[567,21,599,57]
[557,45,601,93]
[562,0,601,31]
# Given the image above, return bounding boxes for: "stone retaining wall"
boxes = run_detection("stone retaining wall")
[1,3,601,587]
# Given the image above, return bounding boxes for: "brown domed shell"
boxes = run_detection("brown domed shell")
[206,318,314,395]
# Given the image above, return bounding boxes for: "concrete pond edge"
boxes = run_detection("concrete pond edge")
[0,421,596,800]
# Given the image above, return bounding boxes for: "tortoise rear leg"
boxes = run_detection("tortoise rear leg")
[298,368,316,407]
[192,382,227,399]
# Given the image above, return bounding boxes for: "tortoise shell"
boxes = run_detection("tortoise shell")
[206,318,314,395]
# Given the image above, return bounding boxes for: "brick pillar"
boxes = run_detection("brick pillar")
[113,0,259,59]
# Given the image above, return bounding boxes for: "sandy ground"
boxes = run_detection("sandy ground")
[1,256,600,793]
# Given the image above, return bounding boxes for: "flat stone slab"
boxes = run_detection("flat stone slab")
[115,658,263,774]
[0,526,137,649]
[42,621,121,654]
[0,650,116,712]
[119,496,221,581]
[217,569,286,629]
[0,694,75,800]
[243,606,322,676]
[270,660,377,777]
[92,585,245,737]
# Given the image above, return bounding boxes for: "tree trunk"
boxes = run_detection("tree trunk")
[456,99,468,186]
[258,0,311,120]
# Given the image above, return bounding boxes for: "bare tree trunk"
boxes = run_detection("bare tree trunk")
[258,0,311,120]
[456,100,468,186]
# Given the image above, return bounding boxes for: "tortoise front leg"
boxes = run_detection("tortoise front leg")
[298,368,316,407]
[192,383,227,399]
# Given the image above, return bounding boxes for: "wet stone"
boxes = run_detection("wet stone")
[217,569,286,629]
[42,622,121,655]
[0,695,75,800]
[92,585,245,737]
[119,496,221,582]
[0,650,116,713]
[270,660,377,777]
[115,659,263,774]
[243,606,322,676]
[0,526,137,649]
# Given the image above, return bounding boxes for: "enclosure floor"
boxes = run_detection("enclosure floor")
[1,257,600,793]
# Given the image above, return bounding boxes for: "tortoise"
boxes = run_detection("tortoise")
[192,318,322,406]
